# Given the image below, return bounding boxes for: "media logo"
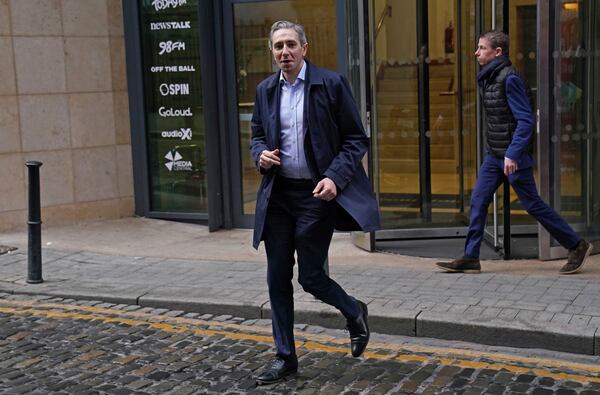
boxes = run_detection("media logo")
[164,150,193,171]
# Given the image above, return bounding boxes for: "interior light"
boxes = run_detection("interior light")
[562,2,579,11]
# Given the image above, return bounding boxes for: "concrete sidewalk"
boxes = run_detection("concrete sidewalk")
[1,218,600,355]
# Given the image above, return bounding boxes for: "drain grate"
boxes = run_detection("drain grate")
[0,245,17,255]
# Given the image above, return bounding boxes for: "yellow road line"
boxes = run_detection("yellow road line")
[0,306,274,344]
[1,299,600,382]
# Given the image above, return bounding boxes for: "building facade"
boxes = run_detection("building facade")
[0,0,598,261]
[0,0,134,233]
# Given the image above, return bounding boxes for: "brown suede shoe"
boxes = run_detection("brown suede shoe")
[436,257,481,273]
[559,240,593,275]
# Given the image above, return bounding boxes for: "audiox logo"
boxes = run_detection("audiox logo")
[164,150,192,171]
[161,128,192,140]
[152,0,187,12]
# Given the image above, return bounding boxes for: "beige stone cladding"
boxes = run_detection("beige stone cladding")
[0,0,133,231]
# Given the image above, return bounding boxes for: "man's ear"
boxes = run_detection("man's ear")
[495,47,503,57]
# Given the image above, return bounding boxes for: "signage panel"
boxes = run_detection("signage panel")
[140,0,207,212]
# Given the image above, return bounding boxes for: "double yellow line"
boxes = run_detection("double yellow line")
[1,298,599,384]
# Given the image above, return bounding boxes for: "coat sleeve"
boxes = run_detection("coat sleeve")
[250,88,270,174]
[322,75,369,191]
[505,74,535,161]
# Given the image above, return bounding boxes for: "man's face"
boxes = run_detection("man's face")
[271,28,307,77]
[475,38,501,66]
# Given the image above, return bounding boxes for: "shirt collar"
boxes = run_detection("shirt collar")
[279,60,306,85]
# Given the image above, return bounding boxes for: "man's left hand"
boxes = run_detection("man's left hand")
[504,157,518,176]
[313,178,337,201]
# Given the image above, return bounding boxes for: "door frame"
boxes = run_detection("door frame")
[220,0,354,228]
[537,0,600,259]
[370,0,474,241]
[123,0,224,230]
[416,0,433,221]
[480,0,545,255]
[537,0,557,259]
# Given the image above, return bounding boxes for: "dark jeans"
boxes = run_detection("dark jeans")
[263,176,360,361]
[465,154,581,258]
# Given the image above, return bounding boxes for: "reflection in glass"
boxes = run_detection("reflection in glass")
[550,0,600,244]
[428,0,461,221]
[373,0,472,229]
[233,1,337,215]
[373,0,419,227]
[467,0,539,249]
[481,0,538,240]
[503,0,537,227]
[460,0,477,218]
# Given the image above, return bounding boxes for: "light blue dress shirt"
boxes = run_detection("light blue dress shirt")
[278,61,312,180]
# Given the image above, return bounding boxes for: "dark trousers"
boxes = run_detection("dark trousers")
[263,177,360,361]
[465,154,581,258]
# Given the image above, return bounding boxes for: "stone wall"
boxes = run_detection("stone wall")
[0,0,133,231]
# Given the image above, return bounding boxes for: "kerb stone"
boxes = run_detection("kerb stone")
[417,310,596,355]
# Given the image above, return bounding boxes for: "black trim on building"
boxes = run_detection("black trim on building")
[123,1,150,218]
[199,0,224,230]
[417,0,432,222]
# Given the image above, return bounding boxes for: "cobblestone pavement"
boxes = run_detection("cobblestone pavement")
[1,294,600,394]
[2,248,600,354]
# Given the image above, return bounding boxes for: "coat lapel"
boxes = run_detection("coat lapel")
[265,72,281,149]
[303,60,324,132]
[303,61,325,181]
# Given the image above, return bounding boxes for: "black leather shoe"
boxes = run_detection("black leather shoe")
[347,300,369,357]
[255,357,298,385]
[436,257,481,273]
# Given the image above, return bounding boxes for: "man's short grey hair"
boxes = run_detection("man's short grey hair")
[479,31,509,54]
[268,20,307,49]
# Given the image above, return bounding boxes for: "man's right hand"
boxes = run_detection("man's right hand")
[259,149,280,170]
[503,157,518,176]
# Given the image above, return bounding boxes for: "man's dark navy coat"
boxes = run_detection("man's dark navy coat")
[250,60,380,249]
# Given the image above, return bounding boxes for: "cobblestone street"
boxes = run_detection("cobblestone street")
[1,294,600,394]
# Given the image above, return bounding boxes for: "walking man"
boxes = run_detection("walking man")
[437,31,592,274]
[250,21,380,384]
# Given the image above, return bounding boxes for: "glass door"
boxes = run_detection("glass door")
[124,0,224,229]
[483,0,540,257]
[222,0,340,227]
[371,0,477,237]
[538,0,600,259]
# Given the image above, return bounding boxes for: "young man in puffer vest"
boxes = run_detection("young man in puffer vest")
[436,31,592,274]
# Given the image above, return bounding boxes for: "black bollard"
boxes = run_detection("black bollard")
[26,161,43,284]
